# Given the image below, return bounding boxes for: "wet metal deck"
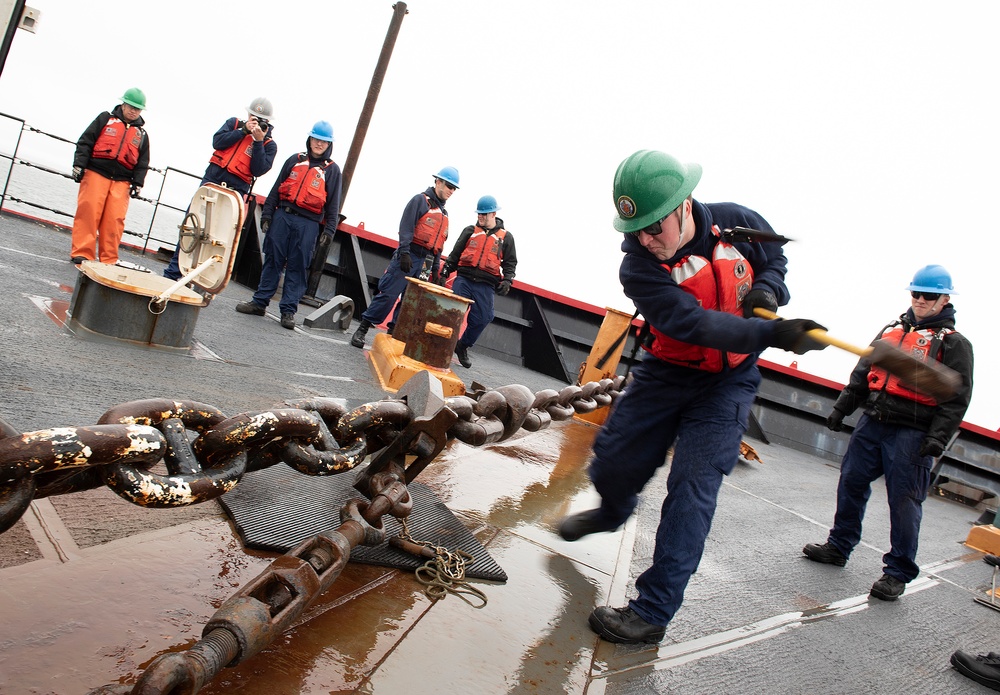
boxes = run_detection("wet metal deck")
[1,214,998,694]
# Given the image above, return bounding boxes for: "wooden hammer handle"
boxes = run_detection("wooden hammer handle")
[753,308,872,358]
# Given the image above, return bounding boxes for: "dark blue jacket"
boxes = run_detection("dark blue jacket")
[620,200,789,362]
[201,116,278,195]
[262,140,343,236]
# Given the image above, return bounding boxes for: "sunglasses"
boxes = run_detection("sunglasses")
[628,216,666,237]
[443,182,457,191]
[911,291,941,301]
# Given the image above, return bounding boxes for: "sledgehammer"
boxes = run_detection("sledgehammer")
[753,308,962,401]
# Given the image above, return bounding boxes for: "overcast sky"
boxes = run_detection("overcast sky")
[2,0,998,428]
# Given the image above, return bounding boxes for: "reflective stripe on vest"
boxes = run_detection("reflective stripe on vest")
[458,227,506,276]
[91,118,143,169]
[209,125,270,184]
[646,233,754,372]
[411,195,449,253]
[867,324,952,405]
[278,155,330,214]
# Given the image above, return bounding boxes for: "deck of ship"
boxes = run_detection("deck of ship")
[1,212,998,694]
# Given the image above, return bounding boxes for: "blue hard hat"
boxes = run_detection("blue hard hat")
[433,166,460,188]
[309,120,334,142]
[476,195,499,214]
[907,264,956,294]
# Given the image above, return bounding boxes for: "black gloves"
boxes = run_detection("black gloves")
[399,252,413,273]
[72,166,84,183]
[496,279,512,296]
[919,439,945,458]
[743,288,778,318]
[261,218,270,234]
[129,184,141,199]
[770,319,828,354]
[435,266,452,286]
[826,409,845,432]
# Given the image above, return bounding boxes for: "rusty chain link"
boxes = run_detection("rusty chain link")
[0,376,623,533]
[0,372,623,695]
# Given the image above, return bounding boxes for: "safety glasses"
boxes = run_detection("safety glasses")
[443,182,457,191]
[628,216,666,237]
[911,291,941,301]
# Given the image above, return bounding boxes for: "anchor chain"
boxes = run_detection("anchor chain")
[0,376,623,533]
[3,372,624,695]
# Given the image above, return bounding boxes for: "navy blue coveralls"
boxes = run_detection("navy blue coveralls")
[361,187,449,328]
[163,116,277,280]
[824,306,973,583]
[248,141,342,316]
[589,200,790,628]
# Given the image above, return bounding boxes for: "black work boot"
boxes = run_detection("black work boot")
[870,573,905,601]
[951,650,1000,691]
[803,542,848,567]
[235,301,265,316]
[455,343,472,368]
[558,509,621,542]
[589,606,666,644]
[280,313,295,330]
[350,320,372,348]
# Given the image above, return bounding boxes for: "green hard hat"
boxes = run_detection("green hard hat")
[121,88,146,110]
[613,150,702,233]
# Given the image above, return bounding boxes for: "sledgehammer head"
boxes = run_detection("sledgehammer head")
[868,341,962,402]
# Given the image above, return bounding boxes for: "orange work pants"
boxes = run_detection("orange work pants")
[71,170,131,263]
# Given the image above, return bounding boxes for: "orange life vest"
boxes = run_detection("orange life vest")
[458,227,507,276]
[91,117,143,169]
[278,155,331,214]
[410,195,449,253]
[209,125,270,183]
[867,323,952,405]
[646,230,754,372]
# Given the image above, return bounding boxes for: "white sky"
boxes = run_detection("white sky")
[2,0,998,428]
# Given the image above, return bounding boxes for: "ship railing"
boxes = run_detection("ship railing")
[0,110,202,259]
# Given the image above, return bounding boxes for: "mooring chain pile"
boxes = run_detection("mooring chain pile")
[0,373,623,695]
[0,376,623,535]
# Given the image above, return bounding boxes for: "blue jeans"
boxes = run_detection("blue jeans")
[361,247,428,326]
[589,357,759,627]
[452,276,495,348]
[250,209,319,316]
[827,415,931,583]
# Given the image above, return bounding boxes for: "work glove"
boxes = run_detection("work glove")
[770,318,828,354]
[261,218,270,234]
[742,288,778,318]
[129,184,141,199]
[496,279,512,296]
[399,252,412,273]
[826,409,846,432]
[919,438,945,458]
[72,166,83,183]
